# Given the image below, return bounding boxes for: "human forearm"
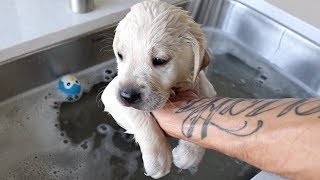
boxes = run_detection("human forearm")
[153,97,320,179]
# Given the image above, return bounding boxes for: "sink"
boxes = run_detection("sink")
[189,0,320,97]
[1,0,319,179]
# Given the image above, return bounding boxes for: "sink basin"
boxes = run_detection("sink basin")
[1,0,319,179]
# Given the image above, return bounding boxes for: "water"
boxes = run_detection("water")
[204,28,314,99]
[0,30,312,180]
[0,58,260,180]
[0,61,142,180]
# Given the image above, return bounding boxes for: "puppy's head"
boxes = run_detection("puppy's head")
[113,0,209,111]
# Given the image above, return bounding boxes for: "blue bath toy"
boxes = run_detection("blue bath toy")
[58,75,83,102]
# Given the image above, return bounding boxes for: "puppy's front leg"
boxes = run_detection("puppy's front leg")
[134,114,172,179]
[173,72,216,169]
[173,140,205,169]
[102,77,172,179]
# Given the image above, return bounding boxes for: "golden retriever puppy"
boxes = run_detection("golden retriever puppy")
[102,0,216,178]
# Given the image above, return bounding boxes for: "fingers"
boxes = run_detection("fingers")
[153,90,199,122]
[156,90,198,114]
[169,90,198,102]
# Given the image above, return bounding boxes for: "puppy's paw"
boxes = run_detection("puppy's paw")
[142,144,172,179]
[173,140,205,169]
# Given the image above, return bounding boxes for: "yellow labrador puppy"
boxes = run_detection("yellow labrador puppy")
[102,0,216,178]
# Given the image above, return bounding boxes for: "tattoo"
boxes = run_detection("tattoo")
[176,98,320,139]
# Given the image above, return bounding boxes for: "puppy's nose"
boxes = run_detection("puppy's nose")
[119,88,141,104]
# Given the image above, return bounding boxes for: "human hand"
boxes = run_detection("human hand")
[152,90,199,138]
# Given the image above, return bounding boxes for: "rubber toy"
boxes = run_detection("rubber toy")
[58,75,83,102]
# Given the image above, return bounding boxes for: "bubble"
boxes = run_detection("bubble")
[96,123,109,135]
[81,143,88,150]
[105,70,112,74]
[176,168,183,174]
[188,166,198,175]
[52,102,61,109]
[260,75,267,80]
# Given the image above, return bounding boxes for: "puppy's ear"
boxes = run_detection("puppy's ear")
[201,50,210,70]
[191,40,210,82]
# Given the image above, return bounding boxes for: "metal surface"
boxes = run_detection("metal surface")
[69,0,94,13]
[0,26,116,102]
[188,0,320,96]
[0,0,320,179]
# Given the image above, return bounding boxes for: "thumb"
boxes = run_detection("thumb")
[153,90,198,119]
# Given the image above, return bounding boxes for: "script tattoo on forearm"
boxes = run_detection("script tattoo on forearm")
[176,98,320,139]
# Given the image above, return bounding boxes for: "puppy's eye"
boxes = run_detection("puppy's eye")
[117,52,123,60]
[152,57,168,66]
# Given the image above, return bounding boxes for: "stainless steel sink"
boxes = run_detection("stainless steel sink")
[1,0,319,179]
[189,0,320,97]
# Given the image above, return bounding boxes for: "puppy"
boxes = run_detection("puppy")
[101,0,216,178]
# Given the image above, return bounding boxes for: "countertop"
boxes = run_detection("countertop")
[267,0,320,29]
[1,0,319,64]
[0,0,183,63]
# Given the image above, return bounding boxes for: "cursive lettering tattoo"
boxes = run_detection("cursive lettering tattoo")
[176,98,320,139]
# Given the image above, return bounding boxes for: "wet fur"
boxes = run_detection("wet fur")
[102,0,216,178]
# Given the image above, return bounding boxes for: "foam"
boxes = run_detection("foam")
[0,59,141,179]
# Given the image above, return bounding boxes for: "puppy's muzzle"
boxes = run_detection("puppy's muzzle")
[119,88,142,106]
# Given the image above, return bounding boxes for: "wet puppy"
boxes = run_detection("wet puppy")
[102,0,216,178]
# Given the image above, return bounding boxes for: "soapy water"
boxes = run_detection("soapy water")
[0,57,262,180]
[1,27,314,179]
[0,60,143,180]
[0,58,204,180]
